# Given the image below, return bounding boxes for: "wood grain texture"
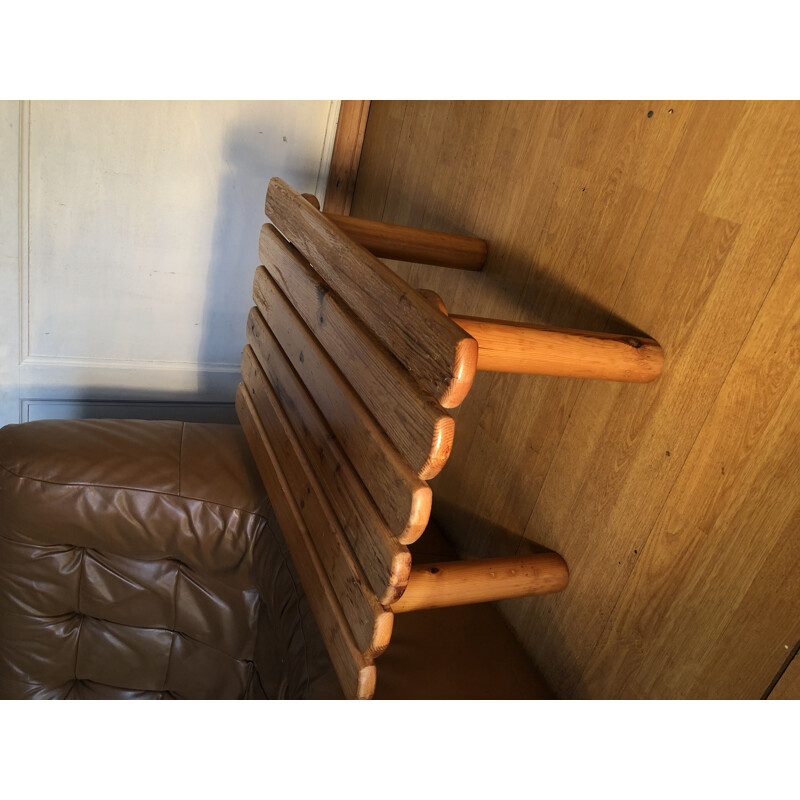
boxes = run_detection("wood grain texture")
[392,554,569,613]
[452,315,663,382]
[243,323,411,605]
[249,268,432,542]
[324,212,487,270]
[323,100,371,216]
[418,289,449,315]
[265,176,478,408]
[257,225,455,479]
[581,229,800,699]
[419,288,663,380]
[239,354,392,658]
[235,385,376,699]
[352,100,800,699]
[249,268,431,544]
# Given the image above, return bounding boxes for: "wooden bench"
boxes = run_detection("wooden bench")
[236,177,664,699]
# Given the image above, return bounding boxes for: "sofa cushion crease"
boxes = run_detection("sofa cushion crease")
[0,419,332,700]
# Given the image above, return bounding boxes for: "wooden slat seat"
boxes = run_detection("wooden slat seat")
[265,177,479,408]
[256,228,455,479]
[236,177,663,699]
[236,387,376,699]
[242,327,410,604]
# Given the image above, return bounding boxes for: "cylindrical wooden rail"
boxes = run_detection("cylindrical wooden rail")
[301,193,487,269]
[303,193,663,383]
[324,212,487,271]
[391,553,569,613]
[452,316,663,383]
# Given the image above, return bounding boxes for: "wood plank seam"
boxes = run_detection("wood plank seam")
[243,323,411,603]
[763,638,800,699]
[265,177,479,408]
[256,228,456,479]
[249,273,433,540]
[240,353,393,658]
[235,385,376,699]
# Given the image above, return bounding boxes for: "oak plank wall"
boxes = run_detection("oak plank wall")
[351,101,800,699]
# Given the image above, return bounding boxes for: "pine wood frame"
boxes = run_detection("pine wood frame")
[238,178,663,698]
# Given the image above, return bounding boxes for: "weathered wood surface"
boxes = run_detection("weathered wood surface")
[240,352,392,658]
[236,384,376,699]
[243,322,411,604]
[257,226,455,480]
[265,176,478,408]
[249,273,432,540]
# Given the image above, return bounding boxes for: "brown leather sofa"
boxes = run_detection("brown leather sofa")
[0,417,550,699]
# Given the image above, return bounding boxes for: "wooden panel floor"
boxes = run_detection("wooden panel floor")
[351,101,800,699]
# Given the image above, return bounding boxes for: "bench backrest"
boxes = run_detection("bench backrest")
[235,178,478,699]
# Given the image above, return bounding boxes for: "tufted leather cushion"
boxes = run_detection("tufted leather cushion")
[0,419,550,700]
[0,419,337,700]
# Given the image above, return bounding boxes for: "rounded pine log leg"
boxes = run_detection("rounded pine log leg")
[415,292,664,384]
[392,553,569,613]
[451,316,664,383]
[324,213,488,270]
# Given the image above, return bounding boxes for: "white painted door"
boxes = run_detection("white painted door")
[0,100,340,426]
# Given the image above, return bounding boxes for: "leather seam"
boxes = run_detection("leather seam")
[243,662,256,699]
[65,676,174,699]
[162,563,179,692]
[1,606,254,663]
[72,547,86,681]
[0,461,270,521]
[0,529,252,568]
[0,534,259,598]
[1,672,183,699]
[0,672,74,690]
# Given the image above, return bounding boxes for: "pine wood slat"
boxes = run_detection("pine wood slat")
[239,356,392,658]
[235,385,376,699]
[323,212,487,270]
[250,270,431,542]
[265,176,478,408]
[242,331,411,604]
[256,227,454,480]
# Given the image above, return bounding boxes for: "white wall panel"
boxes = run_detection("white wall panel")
[2,100,339,426]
